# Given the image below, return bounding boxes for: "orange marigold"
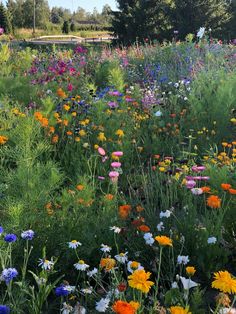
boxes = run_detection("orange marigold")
[76,185,84,191]
[207,195,221,208]
[0,135,8,145]
[52,135,59,144]
[201,186,211,193]
[155,235,173,247]
[100,258,116,272]
[169,306,191,314]
[221,183,232,191]
[136,205,144,212]
[229,188,236,195]
[105,194,114,201]
[119,205,132,219]
[112,300,135,314]
[137,225,150,232]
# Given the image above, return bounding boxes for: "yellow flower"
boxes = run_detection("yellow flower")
[186,266,196,276]
[169,306,191,314]
[100,258,116,272]
[71,112,77,117]
[94,144,99,149]
[79,130,86,137]
[75,137,80,142]
[155,235,173,247]
[63,104,70,111]
[212,271,236,294]
[0,135,8,145]
[128,269,154,294]
[115,129,124,138]
[97,132,107,142]
[129,301,140,311]
[159,167,166,172]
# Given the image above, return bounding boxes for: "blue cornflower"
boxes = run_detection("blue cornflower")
[4,234,17,243]
[0,305,10,314]
[1,268,18,284]
[0,226,3,235]
[55,285,70,297]
[21,230,35,240]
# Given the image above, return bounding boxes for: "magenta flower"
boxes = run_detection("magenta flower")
[67,83,73,91]
[192,165,206,172]
[186,180,196,189]
[0,28,4,36]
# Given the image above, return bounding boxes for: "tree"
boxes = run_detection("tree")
[0,3,13,34]
[171,0,231,39]
[112,0,173,44]
[62,20,69,34]
[101,4,112,25]
[70,22,76,32]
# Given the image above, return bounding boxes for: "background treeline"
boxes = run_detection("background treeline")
[0,0,236,41]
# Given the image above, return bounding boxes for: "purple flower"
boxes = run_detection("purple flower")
[108,101,119,109]
[1,268,18,284]
[55,285,70,297]
[4,234,17,243]
[0,28,4,36]
[21,230,35,240]
[0,305,10,314]
[0,226,3,235]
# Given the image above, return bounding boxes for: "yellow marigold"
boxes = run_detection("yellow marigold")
[71,112,77,117]
[212,271,236,294]
[0,135,8,145]
[169,306,191,314]
[115,129,124,138]
[100,258,116,272]
[155,235,173,247]
[79,130,86,137]
[129,301,140,311]
[186,266,196,276]
[128,269,154,294]
[63,104,70,111]
[54,112,60,119]
[207,195,221,209]
[97,132,106,141]
[112,300,135,314]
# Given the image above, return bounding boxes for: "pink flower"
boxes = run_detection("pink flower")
[112,151,123,157]
[111,162,121,168]
[109,171,119,183]
[98,147,106,156]
[192,165,206,172]
[98,176,105,180]
[67,83,73,91]
[186,180,196,189]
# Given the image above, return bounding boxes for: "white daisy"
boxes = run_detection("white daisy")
[100,244,112,253]
[159,210,171,219]
[38,258,54,270]
[115,252,128,264]
[87,267,98,277]
[74,260,89,271]
[177,255,190,265]
[81,287,93,294]
[207,236,217,244]
[110,226,121,234]
[68,240,82,249]
[157,221,164,231]
[143,232,154,246]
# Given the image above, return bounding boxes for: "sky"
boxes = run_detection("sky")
[2,0,118,12]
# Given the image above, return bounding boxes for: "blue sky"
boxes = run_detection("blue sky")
[2,0,118,12]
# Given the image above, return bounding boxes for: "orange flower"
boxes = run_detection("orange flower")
[40,117,49,127]
[63,119,69,126]
[57,88,66,98]
[76,185,84,191]
[129,301,140,311]
[155,235,173,247]
[52,135,59,144]
[119,205,132,219]
[131,217,145,226]
[201,186,211,193]
[105,194,114,201]
[34,111,43,121]
[0,135,8,145]
[221,183,232,191]
[117,282,127,292]
[112,300,135,314]
[137,225,150,232]
[66,131,73,136]
[186,266,196,276]
[48,126,55,134]
[128,269,154,293]
[100,258,116,272]
[207,195,221,208]
[229,189,236,195]
[136,205,144,212]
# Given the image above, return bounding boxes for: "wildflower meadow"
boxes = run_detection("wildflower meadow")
[0,32,236,314]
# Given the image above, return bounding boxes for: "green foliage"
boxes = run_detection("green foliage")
[0,3,13,34]
[62,20,69,34]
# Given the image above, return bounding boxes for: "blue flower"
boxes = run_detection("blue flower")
[0,305,10,314]
[4,234,17,243]
[21,230,35,240]
[55,285,70,297]
[0,226,3,235]
[1,268,18,284]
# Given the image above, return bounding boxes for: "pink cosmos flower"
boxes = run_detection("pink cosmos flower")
[98,147,106,156]
[192,165,206,172]
[98,176,105,180]
[109,171,119,183]
[112,151,123,157]
[191,188,203,195]
[111,162,121,168]
[186,180,196,189]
